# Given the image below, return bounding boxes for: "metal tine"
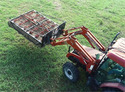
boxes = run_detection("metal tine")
[32,14,40,19]
[23,15,36,24]
[26,11,40,21]
[34,24,49,37]
[36,11,59,25]
[38,18,56,30]
[26,24,37,32]
[22,13,38,31]
[41,26,49,36]
[25,10,35,16]
[34,11,59,32]
[23,11,48,31]
[18,18,33,30]
[28,26,39,34]
[43,20,54,30]
[29,24,43,34]
[25,16,40,31]
[13,16,23,22]
[35,30,46,38]
[44,18,58,31]
[38,17,48,24]
[19,19,29,26]
[18,10,59,36]
[24,23,33,30]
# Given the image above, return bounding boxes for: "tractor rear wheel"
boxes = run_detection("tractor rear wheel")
[63,62,79,82]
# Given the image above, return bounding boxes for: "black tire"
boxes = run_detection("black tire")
[103,87,122,92]
[87,77,99,91]
[63,62,79,82]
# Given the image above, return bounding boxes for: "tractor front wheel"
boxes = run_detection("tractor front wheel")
[63,62,79,82]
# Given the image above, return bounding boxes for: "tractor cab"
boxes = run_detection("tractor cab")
[94,38,125,91]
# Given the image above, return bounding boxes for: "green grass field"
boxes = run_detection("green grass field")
[0,0,125,91]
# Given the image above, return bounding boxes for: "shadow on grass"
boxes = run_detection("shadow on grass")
[0,44,89,92]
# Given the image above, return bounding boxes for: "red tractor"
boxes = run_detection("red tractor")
[8,10,125,92]
[51,26,125,92]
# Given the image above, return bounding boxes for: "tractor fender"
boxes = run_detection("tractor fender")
[100,82,125,92]
[66,52,87,66]
[67,53,81,63]
[68,55,80,63]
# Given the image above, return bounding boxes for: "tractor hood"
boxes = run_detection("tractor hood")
[107,38,125,67]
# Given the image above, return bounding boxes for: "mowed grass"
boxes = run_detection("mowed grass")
[0,0,125,91]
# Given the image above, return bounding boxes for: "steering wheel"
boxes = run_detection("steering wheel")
[109,32,120,47]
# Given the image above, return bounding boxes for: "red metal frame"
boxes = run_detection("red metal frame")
[51,26,125,91]
[51,26,106,73]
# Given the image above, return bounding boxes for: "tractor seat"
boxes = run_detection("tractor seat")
[107,38,125,67]
[82,45,104,60]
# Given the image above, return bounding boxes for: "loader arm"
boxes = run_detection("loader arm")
[51,26,106,73]
[63,26,106,51]
[52,26,105,51]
